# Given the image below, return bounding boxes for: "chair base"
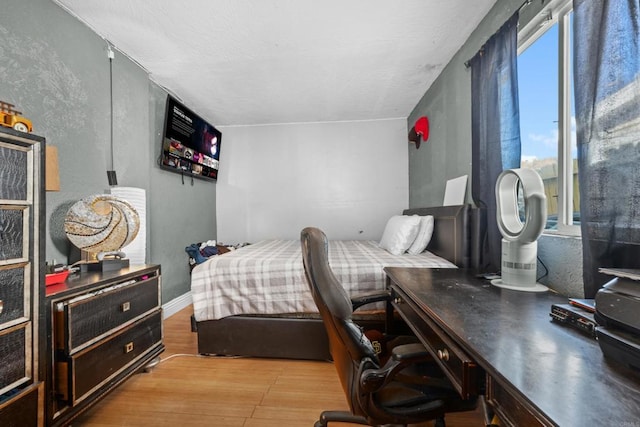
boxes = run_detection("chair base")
[314,410,446,427]
[315,410,369,427]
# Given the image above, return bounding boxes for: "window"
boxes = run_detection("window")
[518,0,579,235]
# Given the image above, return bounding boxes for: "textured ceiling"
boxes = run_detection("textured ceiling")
[53,0,497,126]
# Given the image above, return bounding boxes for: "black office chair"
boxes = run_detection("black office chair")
[301,227,478,427]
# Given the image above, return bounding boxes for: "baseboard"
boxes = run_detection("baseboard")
[162,291,192,319]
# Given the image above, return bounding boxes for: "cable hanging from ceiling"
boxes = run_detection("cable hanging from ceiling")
[107,43,118,186]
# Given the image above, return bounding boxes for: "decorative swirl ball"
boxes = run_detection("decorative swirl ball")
[64,195,140,254]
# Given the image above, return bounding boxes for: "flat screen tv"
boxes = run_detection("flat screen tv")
[159,95,221,181]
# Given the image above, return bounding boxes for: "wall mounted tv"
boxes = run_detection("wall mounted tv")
[160,95,221,181]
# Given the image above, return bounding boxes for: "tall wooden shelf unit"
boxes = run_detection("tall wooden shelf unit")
[0,128,46,426]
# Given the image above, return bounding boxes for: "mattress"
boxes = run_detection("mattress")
[191,239,456,322]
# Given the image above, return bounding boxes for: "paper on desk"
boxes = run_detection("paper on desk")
[598,268,640,281]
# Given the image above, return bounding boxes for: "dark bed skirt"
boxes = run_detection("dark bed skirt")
[194,316,331,360]
[192,313,387,361]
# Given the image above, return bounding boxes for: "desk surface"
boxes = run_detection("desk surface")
[385,267,640,426]
[45,264,160,299]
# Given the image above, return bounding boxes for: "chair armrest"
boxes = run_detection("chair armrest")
[391,342,430,363]
[359,343,432,392]
[351,290,391,311]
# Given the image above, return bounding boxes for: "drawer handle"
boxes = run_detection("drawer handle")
[121,302,131,312]
[124,342,134,353]
[437,349,450,362]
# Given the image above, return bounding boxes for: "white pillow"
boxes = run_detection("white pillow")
[379,215,421,255]
[406,215,434,255]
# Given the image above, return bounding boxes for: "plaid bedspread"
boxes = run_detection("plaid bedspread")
[191,239,456,321]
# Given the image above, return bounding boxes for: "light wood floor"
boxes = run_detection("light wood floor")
[73,305,485,426]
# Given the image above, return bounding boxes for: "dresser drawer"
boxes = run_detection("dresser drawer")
[0,264,29,328]
[0,382,44,427]
[61,310,162,405]
[0,206,28,264]
[392,289,482,399]
[56,276,160,354]
[0,143,28,202]
[0,323,31,395]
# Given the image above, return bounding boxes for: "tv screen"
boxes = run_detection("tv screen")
[160,95,221,181]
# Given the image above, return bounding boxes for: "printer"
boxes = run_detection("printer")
[595,268,640,370]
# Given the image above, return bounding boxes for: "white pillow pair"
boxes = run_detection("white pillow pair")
[379,215,434,255]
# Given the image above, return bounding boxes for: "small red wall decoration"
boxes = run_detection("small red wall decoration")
[408,116,429,149]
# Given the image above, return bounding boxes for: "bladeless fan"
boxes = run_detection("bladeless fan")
[491,168,548,292]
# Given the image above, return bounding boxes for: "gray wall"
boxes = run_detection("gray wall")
[0,0,216,303]
[407,0,584,296]
[148,83,218,303]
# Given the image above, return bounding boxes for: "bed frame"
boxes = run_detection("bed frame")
[192,204,485,360]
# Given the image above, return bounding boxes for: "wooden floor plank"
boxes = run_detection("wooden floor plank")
[73,304,485,426]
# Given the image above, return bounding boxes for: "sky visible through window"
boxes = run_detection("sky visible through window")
[518,21,576,164]
[519,24,558,163]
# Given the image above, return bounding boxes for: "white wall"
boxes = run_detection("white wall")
[217,119,408,243]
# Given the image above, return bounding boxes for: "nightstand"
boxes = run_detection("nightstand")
[45,264,164,426]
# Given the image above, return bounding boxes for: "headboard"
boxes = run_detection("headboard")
[403,204,485,269]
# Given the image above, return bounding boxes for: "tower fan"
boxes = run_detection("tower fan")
[491,168,548,292]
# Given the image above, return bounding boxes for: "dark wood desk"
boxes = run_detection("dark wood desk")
[385,267,640,427]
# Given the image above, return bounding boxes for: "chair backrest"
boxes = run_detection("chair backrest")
[300,227,379,416]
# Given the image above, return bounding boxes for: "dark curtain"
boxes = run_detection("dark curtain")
[574,0,640,297]
[470,13,521,273]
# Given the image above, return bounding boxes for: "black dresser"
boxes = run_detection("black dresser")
[45,264,164,426]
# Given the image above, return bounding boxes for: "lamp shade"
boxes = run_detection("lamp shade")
[45,145,60,191]
[109,187,147,265]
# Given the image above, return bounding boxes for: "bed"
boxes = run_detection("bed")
[190,204,485,360]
